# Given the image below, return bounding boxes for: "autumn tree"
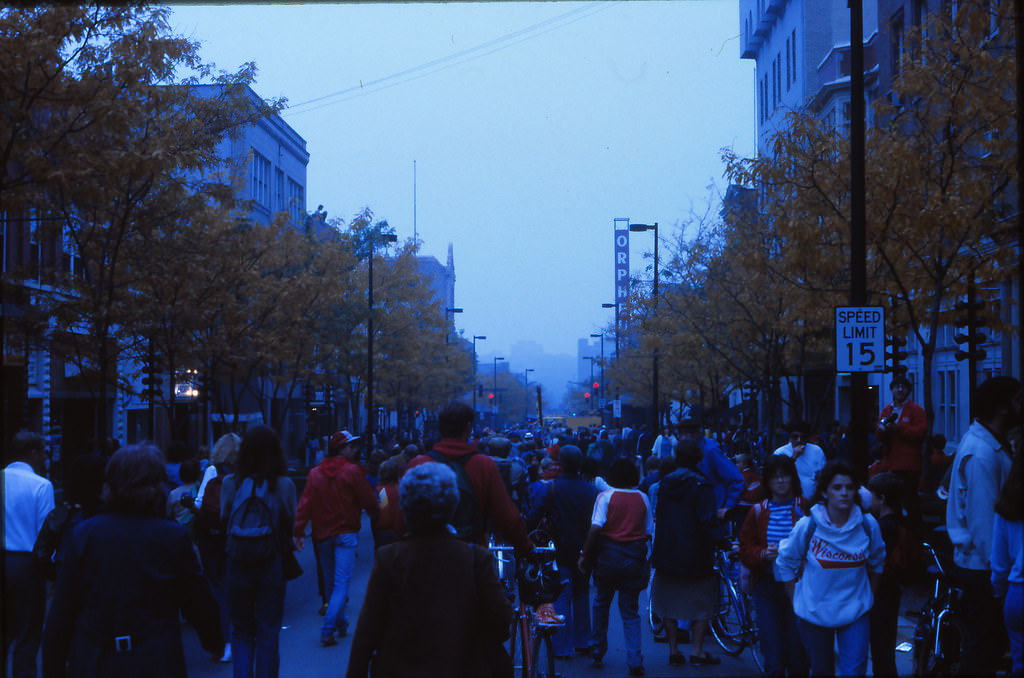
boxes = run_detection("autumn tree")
[4,5,281,443]
[724,0,1016,424]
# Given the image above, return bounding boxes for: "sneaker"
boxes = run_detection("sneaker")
[217,643,232,662]
[689,652,721,666]
[335,620,349,638]
[669,653,685,666]
[628,667,645,676]
[320,631,337,647]
[318,602,328,616]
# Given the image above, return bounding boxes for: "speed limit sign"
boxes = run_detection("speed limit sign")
[835,306,885,372]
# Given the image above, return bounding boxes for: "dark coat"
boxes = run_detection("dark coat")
[42,512,222,678]
[345,530,513,678]
[651,468,723,578]
[526,473,599,565]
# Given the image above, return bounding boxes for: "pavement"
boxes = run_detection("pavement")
[180,516,925,677]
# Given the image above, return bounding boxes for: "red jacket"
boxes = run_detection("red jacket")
[738,497,810,587]
[374,483,404,534]
[409,439,531,550]
[876,400,928,471]
[294,456,379,541]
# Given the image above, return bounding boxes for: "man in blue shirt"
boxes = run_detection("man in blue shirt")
[677,419,743,520]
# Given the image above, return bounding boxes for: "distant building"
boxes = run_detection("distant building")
[416,244,456,311]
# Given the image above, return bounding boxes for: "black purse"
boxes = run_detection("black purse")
[282,548,303,581]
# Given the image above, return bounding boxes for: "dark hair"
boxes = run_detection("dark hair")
[674,438,703,469]
[8,430,43,464]
[812,459,857,506]
[866,471,903,511]
[762,453,800,491]
[994,451,1023,521]
[974,376,1021,422]
[179,458,202,485]
[438,401,475,439]
[378,457,403,485]
[558,445,583,474]
[164,440,192,463]
[64,454,105,509]
[606,458,639,489]
[102,444,168,515]
[236,426,287,480]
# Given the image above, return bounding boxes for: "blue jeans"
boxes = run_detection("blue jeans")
[796,612,870,677]
[752,576,807,677]
[552,562,591,656]
[316,532,358,635]
[591,582,642,669]
[1006,582,1023,675]
[228,555,285,678]
[3,552,44,678]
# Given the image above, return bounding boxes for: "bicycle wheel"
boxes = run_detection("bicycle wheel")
[529,628,558,678]
[709,575,748,656]
[912,613,966,677]
[746,599,765,676]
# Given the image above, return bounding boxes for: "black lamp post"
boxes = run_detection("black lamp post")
[590,332,606,425]
[523,368,535,420]
[492,356,505,428]
[444,307,463,345]
[472,335,486,414]
[629,222,660,430]
[366,231,398,445]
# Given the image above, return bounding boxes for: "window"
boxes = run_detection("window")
[276,169,285,212]
[785,36,791,90]
[790,29,797,85]
[891,11,905,76]
[842,100,851,136]
[288,179,305,223]
[250,150,271,207]
[936,369,959,443]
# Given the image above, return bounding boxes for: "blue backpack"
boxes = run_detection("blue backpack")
[226,478,277,563]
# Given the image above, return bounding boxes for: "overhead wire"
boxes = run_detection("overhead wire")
[282,1,618,118]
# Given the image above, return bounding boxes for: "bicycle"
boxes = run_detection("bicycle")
[912,542,967,677]
[489,538,566,678]
[708,539,764,675]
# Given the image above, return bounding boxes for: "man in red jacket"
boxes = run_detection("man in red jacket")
[294,430,379,647]
[408,401,532,553]
[875,375,928,528]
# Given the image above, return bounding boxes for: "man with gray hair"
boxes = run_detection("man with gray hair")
[3,431,54,677]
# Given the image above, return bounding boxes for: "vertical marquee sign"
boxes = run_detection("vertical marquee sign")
[614,218,630,311]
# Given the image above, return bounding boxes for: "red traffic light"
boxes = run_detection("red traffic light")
[593,382,600,389]
[488,393,494,399]
[584,392,591,399]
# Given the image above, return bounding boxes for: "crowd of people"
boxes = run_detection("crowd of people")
[3,375,1022,677]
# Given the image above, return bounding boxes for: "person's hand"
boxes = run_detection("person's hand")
[577,555,590,575]
[293,536,304,552]
[716,507,729,521]
[763,543,779,561]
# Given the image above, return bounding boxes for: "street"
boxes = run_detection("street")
[180,517,920,677]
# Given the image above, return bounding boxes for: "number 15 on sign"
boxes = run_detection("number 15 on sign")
[835,306,885,372]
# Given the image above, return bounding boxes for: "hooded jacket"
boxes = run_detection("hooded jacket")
[774,504,885,628]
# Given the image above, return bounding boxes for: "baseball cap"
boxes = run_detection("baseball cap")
[330,430,360,450]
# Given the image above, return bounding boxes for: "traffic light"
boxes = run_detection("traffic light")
[593,381,600,395]
[584,392,591,402]
[954,299,986,362]
[140,364,163,398]
[488,392,495,401]
[884,335,909,375]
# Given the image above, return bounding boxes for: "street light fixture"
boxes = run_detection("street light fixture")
[590,332,606,425]
[445,307,463,345]
[493,357,505,429]
[472,335,486,414]
[629,222,660,430]
[366,231,398,445]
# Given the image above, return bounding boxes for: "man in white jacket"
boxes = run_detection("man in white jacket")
[946,376,1020,676]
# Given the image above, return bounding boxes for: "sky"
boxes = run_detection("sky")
[170,1,756,398]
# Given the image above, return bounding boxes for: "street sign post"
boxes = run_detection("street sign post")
[835,306,885,372]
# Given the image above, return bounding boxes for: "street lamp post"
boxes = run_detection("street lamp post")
[444,307,463,345]
[366,231,398,446]
[629,222,659,430]
[472,335,486,414]
[590,332,605,425]
[602,302,619,425]
[493,357,505,429]
[523,368,535,420]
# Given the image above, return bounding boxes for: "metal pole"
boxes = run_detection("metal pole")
[653,223,660,431]
[849,0,869,480]
[366,249,375,444]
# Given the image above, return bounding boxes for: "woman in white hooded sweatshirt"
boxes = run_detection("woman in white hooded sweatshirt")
[774,460,886,676]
